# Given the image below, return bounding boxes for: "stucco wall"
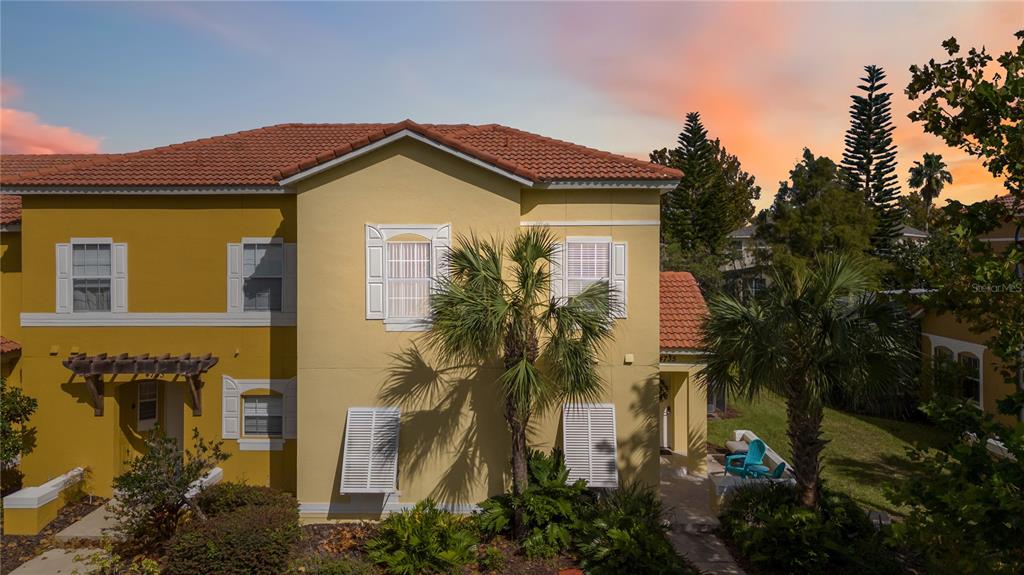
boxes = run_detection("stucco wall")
[1,230,22,379]
[15,195,297,496]
[296,138,662,516]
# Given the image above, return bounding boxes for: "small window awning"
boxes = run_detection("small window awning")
[62,352,218,416]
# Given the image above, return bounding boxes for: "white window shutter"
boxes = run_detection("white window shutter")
[365,225,385,319]
[340,407,400,493]
[550,242,564,302]
[282,378,297,439]
[611,242,627,319]
[282,243,297,313]
[112,243,128,313]
[226,243,243,313]
[222,376,240,439]
[432,224,451,282]
[562,403,619,488]
[55,243,72,313]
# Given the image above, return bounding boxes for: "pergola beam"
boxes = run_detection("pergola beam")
[62,352,218,416]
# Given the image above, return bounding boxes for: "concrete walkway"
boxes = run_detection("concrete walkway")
[9,548,101,574]
[660,455,745,575]
[54,502,116,542]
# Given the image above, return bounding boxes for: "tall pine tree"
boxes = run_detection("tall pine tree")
[842,65,903,255]
[652,112,759,257]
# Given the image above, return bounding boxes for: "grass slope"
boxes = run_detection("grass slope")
[708,394,948,515]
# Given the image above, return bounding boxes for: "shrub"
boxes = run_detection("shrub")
[365,500,477,574]
[574,482,696,575]
[109,428,228,552]
[720,482,900,575]
[475,449,591,558]
[164,503,300,575]
[476,544,506,573]
[195,481,296,516]
[289,554,377,575]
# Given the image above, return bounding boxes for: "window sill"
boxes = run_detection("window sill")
[383,318,431,332]
[237,438,285,451]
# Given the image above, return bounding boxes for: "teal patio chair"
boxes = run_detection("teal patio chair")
[724,439,768,477]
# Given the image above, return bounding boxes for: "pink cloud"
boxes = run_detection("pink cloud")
[0,80,101,154]
[540,2,1017,207]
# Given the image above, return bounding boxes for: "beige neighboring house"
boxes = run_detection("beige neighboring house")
[920,194,1022,426]
[1,119,711,530]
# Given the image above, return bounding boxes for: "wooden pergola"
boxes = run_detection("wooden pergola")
[62,352,218,416]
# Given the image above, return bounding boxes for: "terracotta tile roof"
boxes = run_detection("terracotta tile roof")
[1,194,21,225]
[2,154,111,224]
[0,336,20,354]
[660,272,707,350]
[1,121,680,188]
[995,193,1020,212]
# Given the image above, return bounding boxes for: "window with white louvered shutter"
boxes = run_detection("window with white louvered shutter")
[565,240,610,297]
[340,407,400,493]
[562,403,619,488]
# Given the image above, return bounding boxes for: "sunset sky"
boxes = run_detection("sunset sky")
[1,1,1019,209]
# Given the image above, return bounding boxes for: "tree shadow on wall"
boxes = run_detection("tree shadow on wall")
[380,345,510,506]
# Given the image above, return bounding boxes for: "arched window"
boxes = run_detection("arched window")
[958,352,981,404]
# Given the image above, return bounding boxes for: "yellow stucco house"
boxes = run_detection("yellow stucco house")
[0,120,710,532]
[919,194,1023,427]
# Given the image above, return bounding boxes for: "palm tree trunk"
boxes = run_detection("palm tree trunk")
[785,390,828,509]
[506,401,530,539]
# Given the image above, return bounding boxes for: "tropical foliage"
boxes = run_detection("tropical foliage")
[425,228,616,535]
[907,153,952,230]
[702,254,917,507]
[109,429,228,552]
[842,65,903,254]
[365,500,478,575]
[888,401,1024,575]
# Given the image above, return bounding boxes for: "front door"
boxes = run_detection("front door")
[163,383,185,450]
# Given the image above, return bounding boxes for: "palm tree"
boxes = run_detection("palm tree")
[907,153,952,231]
[425,228,616,534]
[701,254,916,509]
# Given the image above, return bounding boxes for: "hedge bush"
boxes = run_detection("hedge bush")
[164,503,301,575]
[195,481,297,516]
[366,500,477,574]
[575,481,697,575]
[720,482,901,575]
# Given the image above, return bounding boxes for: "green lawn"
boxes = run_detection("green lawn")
[708,394,949,515]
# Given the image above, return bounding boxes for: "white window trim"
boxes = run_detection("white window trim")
[221,376,296,450]
[557,236,627,319]
[924,333,985,408]
[366,224,450,331]
[137,381,158,432]
[58,237,127,314]
[227,237,296,314]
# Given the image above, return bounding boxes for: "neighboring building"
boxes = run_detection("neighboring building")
[920,194,1022,426]
[2,193,24,378]
[0,120,710,528]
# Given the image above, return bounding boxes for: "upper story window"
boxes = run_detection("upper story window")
[227,239,296,314]
[386,241,432,319]
[365,224,451,331]
[551,237,627,319]
[73,243,112,312]
[243,242,283,311]
[56,239,127,313]
[959,352,981,404]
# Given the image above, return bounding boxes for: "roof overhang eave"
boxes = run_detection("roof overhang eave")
[2,185,287,195]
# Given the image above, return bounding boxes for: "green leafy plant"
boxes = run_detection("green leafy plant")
[366,500,478,575]
[73,540,161,575]
[289,554,377,575]
[1,376,38,493]
[475,449,591,558]
[888,401,1024,575]
[109,428,228,552]
[574,482,696,575]
[720,482,900,575]
[195,481,296,516]
[476,544,506,573]
[165,503,300,575]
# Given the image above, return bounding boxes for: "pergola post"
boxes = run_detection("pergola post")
[84,374,104,416]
